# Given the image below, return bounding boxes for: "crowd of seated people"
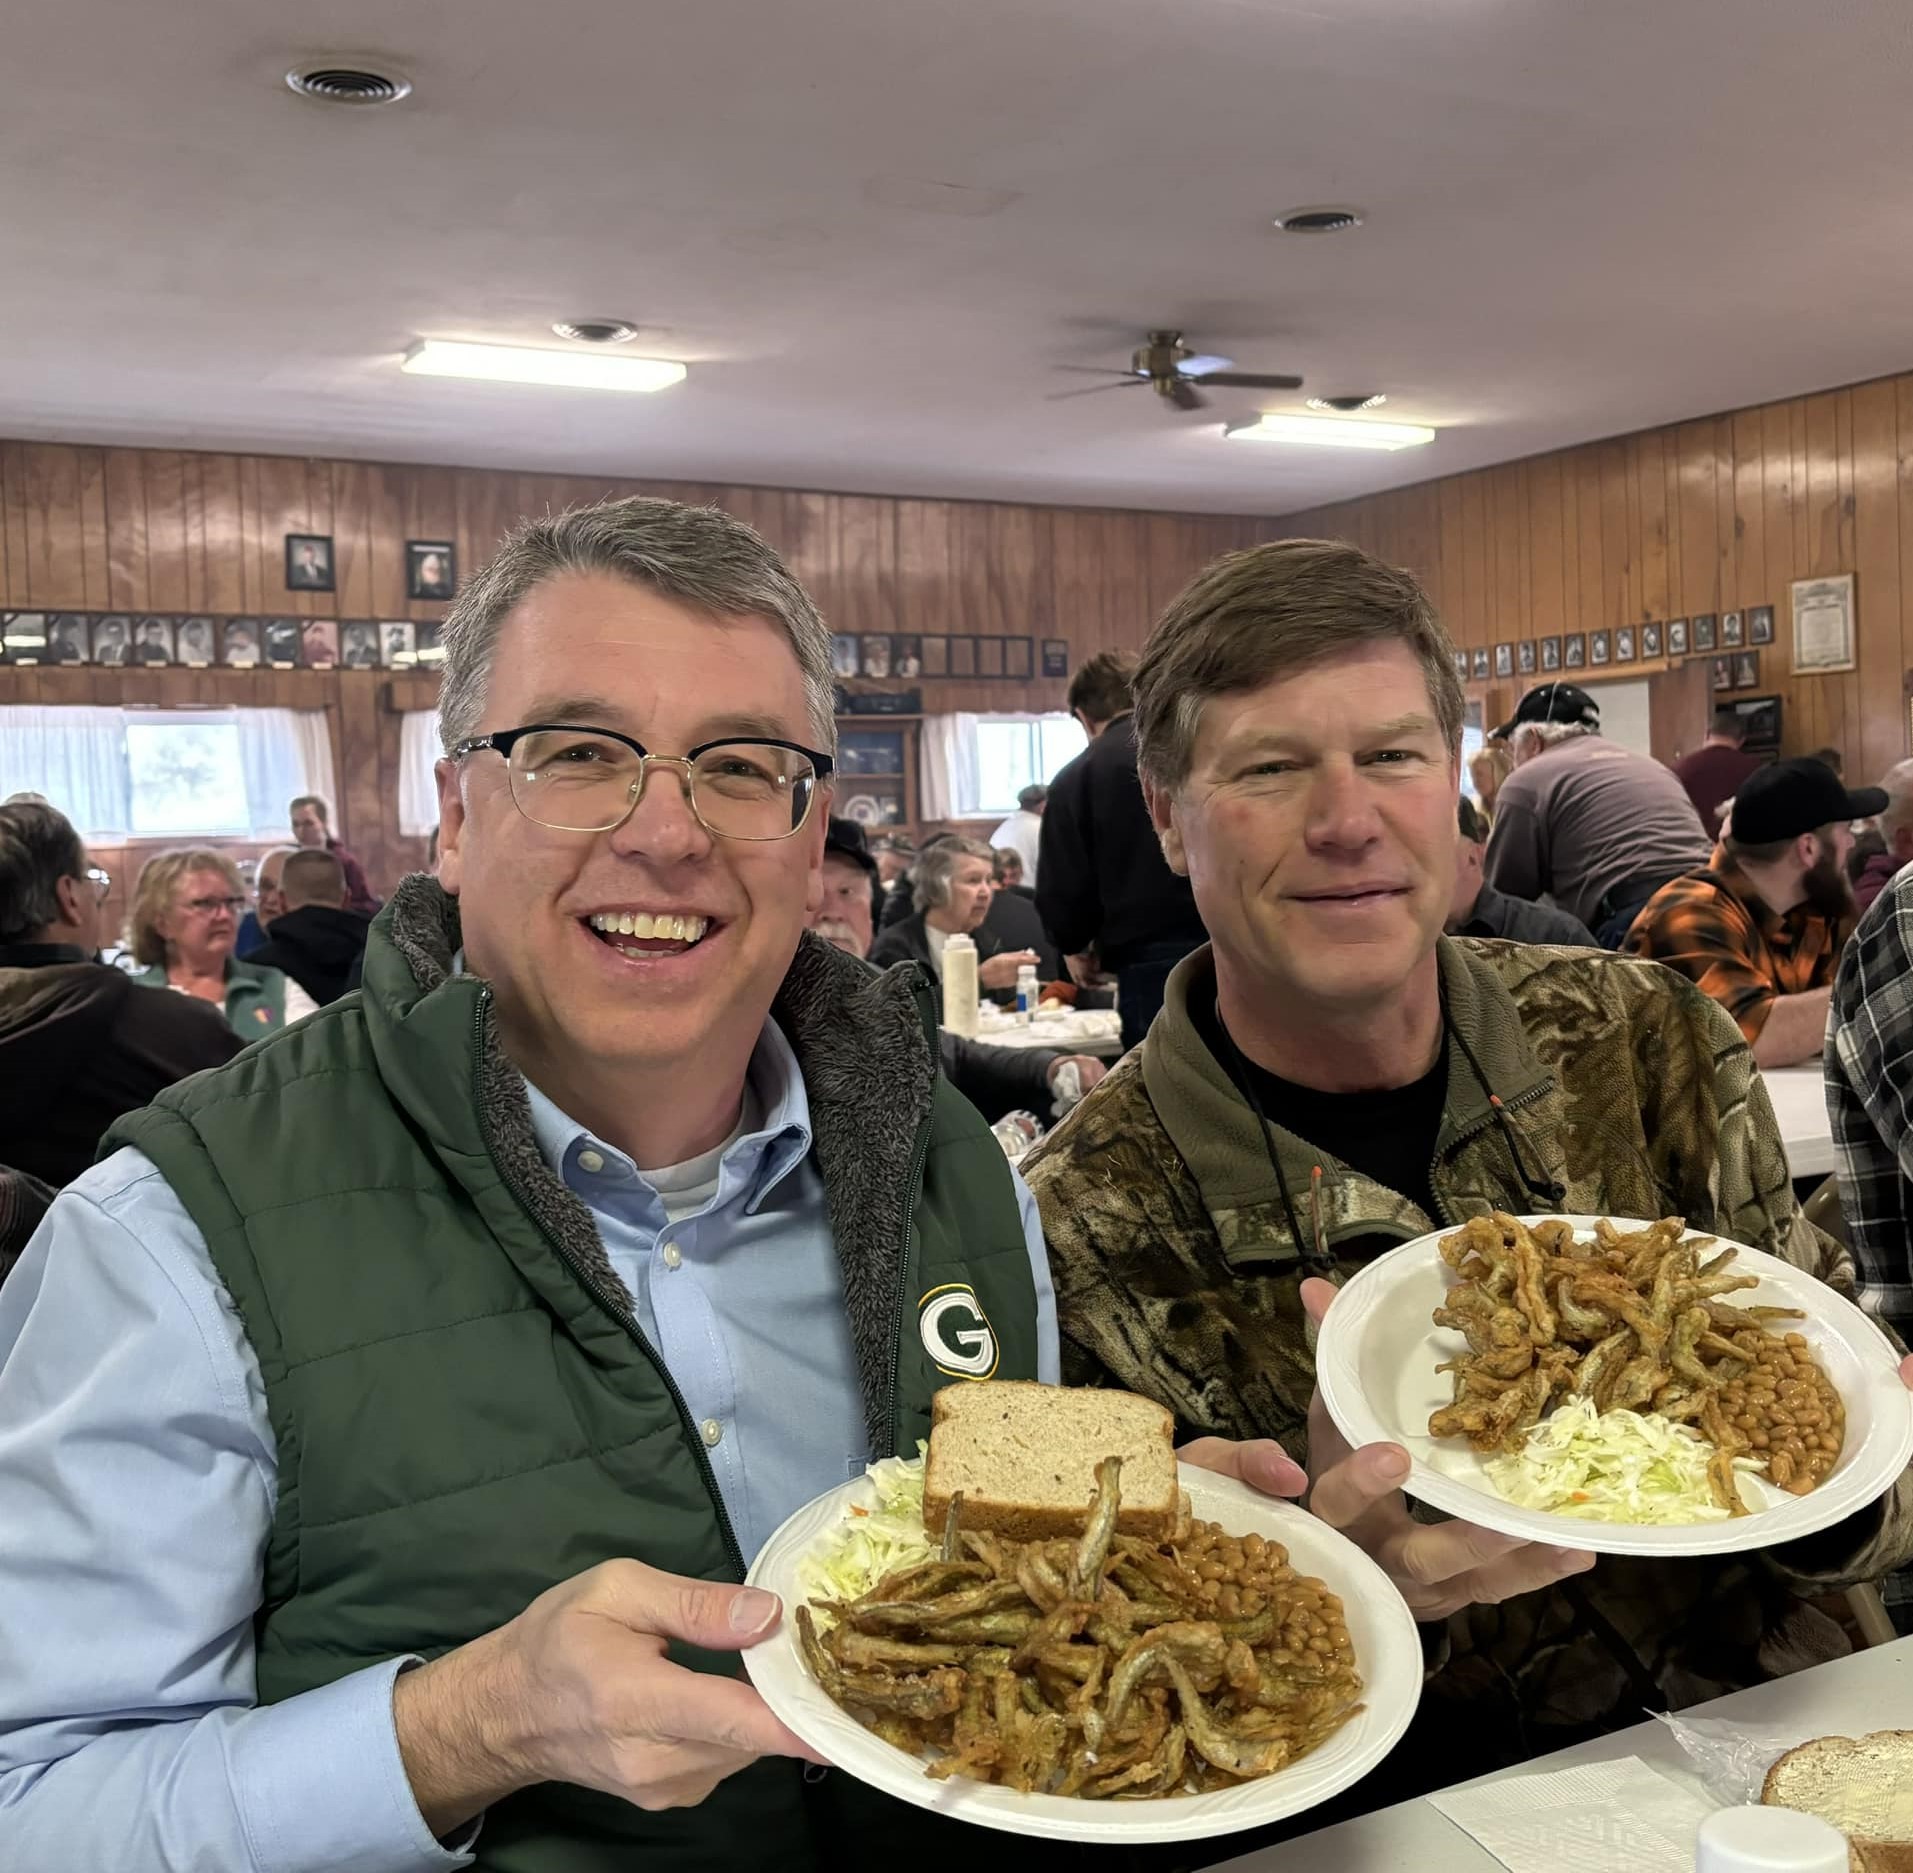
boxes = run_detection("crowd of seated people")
[0,496,1910,1869]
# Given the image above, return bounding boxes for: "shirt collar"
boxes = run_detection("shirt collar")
[521,1016,813,1218]
[0,942,93,968]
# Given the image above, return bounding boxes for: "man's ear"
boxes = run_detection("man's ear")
[1144,778,1189,877]
[434,759,464,895]
[53,872,86,929]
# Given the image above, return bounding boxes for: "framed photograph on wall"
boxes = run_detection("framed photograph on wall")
[1,613,49,664]
[285,534,335,593]
[93,615,132,666]
[1641,621,1662,659]
[1564,633,1586,669]
[341,622,381,669]
[949,636,977,677]
[1733,651,1760,690]
[1493,642,1514,679]
[1004,637,1033,680]
[921,634,949,677]
[1042,639,1070,679]
[1712,656,1733,692]
[1590,630,1610,666]
[1615,626,1636,663]
[175,617,217,667]
[1452,650,1469,681]
[1748,604,1775,646]
[46,614,91,664]
[829,634,860,678]
[263,619,301,668]
[858,634,893,680]
[1693,614,1717,651]
[133,617,175,666]
[1471,646,1491,680]
[892,635,923,678]
[301,620,340,669]
[1517,640,1537,676]
[414,621,446,666]
[380,621,417,668]
[1791,574,1856,674]
[221,620,262,668]
[1721,611,1745,648]
[407,541,456,601]
[976,636,1006,678]
[1668,619,1689,656]
[1540,637,1561,672]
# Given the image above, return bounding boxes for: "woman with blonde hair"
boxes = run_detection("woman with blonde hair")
[1469,740,1514,825]
[129,848,316,1034]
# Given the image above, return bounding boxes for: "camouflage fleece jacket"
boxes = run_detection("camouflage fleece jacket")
[1023,937,1912,1779]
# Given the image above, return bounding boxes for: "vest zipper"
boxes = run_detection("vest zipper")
[1430,1079,1555,1225]
[469,991,747,1579]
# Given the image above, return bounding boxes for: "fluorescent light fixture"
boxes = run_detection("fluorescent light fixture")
[401,340,687,393]
[1224,413,1436,451]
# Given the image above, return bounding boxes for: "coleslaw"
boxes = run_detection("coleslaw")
[797,1448,935,1611]
[1482,1396,1758,1524]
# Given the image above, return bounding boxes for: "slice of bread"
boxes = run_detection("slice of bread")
[1763,1730,1913,1862]
[922,1380,1179,1543]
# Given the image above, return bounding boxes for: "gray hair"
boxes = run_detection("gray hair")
[913,837,995,914]
[0,800,84,945]
[1511,720,1595,764]
[437,496,836,754]
[1879,759,1913,839]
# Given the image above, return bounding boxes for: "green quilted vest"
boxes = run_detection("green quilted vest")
[106,878,1038,1872]
[130,956,289,1036]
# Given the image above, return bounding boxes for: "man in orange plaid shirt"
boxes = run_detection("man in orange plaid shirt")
[1624,756,1881,1067]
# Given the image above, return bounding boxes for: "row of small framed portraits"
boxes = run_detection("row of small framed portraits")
[1455,604,1777,682]
[830,632,1072,682]
[0,613,445,670]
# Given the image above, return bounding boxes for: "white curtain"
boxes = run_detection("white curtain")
[920,712,981,821]
[0,705,134,835]
[0,704,335,840]
[398,710,443,839]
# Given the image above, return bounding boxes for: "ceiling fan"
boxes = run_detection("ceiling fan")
[1049,329,1303,411]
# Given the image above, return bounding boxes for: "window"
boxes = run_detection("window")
[0,704,337,840]
[921,711,1086,821]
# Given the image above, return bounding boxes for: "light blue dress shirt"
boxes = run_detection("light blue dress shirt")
[0,1017,1058,1873]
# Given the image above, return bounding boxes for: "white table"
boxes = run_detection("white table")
[1763,1064,1837,1179]
[1206,1637,1913,1873]
[949,1009,1126,1058]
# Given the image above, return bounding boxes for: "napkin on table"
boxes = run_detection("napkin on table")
[1428,1756,1715,1873]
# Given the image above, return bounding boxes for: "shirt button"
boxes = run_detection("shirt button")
[577,1148,605,1174]
[662,1241,683,1270]
[701,1418,724,1449]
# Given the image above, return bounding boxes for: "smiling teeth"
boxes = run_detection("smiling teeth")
[588,912,709,943]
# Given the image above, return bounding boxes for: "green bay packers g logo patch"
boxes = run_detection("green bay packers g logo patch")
[917,1283,999,1380]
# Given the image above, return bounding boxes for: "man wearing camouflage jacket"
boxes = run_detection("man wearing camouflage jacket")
[1025,538,1913,1795]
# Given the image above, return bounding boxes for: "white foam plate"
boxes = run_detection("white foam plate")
[1315,1215,1913,1558]
[743,1462,1423,1844]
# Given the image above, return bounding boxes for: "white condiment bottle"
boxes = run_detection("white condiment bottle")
[941,932,980,1037]
[1015,963,1039,1023]
[1695,1807,1848,1873]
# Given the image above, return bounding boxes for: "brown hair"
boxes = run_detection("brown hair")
[281,847,347,910]
[1132,538,1465,791]
[288,794,330,825]
[1725,823,1839,869]
[132,848,243,967]
[1066,650,1137,726]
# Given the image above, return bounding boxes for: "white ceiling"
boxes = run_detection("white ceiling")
[5,0,1913,516]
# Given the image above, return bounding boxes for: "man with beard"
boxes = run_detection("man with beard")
[1624,757,1880,1067]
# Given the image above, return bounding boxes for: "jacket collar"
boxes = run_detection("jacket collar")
[368,874,940,1450]
[0,943,92,968]
[1141,938,1560,1267]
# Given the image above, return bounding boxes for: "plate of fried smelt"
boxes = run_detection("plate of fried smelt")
[1315,1214,1913,1558]
[745,1381,1424,1844]
[1430,1215,1845,1515]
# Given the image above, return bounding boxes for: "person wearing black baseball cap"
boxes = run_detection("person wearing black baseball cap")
[1484,686,1712,946]
[1623,757,1883,1066]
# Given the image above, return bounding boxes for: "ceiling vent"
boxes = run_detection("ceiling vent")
[285,64,412,105]
[552,319,641,345]
[1273,206,1364,234]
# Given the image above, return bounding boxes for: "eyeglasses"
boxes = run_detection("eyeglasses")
[452,724,835,842]
[84,866,111,902]
[181,894,247,917]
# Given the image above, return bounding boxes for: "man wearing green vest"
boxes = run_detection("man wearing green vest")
[0,498,1074,1872]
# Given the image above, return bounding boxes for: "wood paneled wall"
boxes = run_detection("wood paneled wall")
[0,440,1286,888]
[1276,372,1913,781]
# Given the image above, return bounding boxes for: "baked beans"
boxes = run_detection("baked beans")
[1179,1521,1355,1671]
[1715,1329,1844,1494]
